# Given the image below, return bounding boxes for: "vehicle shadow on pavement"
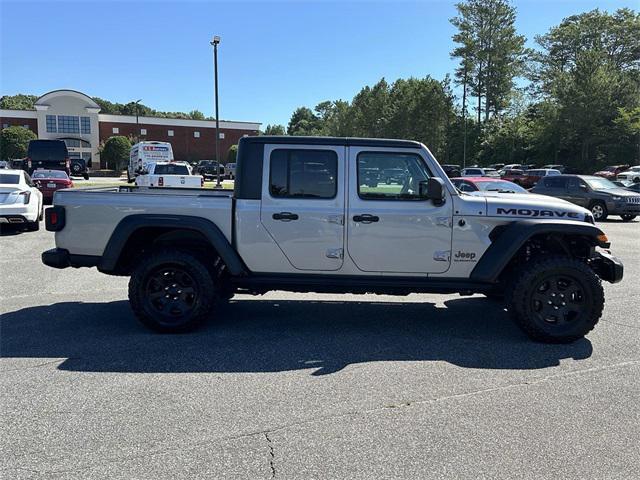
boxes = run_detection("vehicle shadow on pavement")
[0,297,592,375]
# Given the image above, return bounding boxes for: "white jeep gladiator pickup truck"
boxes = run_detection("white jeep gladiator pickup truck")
[42,136,623,343]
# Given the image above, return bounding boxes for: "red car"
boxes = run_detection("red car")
[451,177,529,194]
[32,169,73,202]
[500,168,526,185]
[518,168,562,188]
[593,165,629,179]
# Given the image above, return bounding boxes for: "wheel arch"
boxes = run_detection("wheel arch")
[470,220,608,284]
[98,214,247,276]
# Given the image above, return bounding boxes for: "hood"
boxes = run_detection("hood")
[482,192,592,222]
[594,187,640,197]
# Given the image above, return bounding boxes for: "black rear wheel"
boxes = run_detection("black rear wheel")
[128,250,216,333]
[509,255,604,343]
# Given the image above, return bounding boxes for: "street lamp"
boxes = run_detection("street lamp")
[210,35,222,188]
[134,99,142,141]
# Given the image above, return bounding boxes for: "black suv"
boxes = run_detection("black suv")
[26,140,70,176]
[195,160,224,180]
[531,174,640,221]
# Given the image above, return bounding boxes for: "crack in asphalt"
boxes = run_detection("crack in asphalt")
[264,432,276,479]
[7,359,638,476]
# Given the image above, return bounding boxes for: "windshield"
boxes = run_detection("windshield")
[33,171,68,179]
[585,177,618,190]
[477,180,527,193]
[0,174,20,184]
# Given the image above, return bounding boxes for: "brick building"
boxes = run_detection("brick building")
[0,89,261,168]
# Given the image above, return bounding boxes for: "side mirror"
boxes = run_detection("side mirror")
[580,184,588,191]
[419,178,446,206]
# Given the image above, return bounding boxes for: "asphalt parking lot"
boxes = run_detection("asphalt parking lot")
[1,218,639,479]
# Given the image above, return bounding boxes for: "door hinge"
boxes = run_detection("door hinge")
[326,248,344,259]
[327,214,344,225]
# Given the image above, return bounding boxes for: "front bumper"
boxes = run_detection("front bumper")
[42,248,100,269]
[608,203,640,215]
[591,249,624,284]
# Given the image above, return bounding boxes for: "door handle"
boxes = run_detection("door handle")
[273,212,299,221]
[353,214,379,223]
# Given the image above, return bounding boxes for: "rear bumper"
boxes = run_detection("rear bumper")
[0,205,37,221]
[591,249,624,284]
[42,248,100,269]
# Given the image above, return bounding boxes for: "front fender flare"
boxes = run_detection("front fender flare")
[470,220,607,283]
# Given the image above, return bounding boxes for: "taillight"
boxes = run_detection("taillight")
[18,191,31,204]
[27,157,32,169]
[158,177,164,187]
[65,157,70,169]
[45,206,66,231]
[201,177,204,187]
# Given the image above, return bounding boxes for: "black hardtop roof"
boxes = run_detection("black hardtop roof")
[240,136,422,149]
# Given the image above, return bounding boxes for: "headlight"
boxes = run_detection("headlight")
[611,196,622,201]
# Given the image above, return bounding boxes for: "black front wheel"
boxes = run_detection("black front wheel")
[509,255,604,343]
[128,249,217,333]
[590,201,608,221]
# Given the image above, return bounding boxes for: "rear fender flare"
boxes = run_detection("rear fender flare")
[98,214,247,276]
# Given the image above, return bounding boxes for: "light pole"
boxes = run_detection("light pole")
[210,35,222,188]
[134,99,142,141]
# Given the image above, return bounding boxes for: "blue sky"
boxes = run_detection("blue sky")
[0,0,635,127]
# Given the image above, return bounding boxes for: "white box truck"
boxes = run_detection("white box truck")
[127,142,174,182]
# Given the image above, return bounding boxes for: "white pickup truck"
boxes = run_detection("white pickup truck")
[135,162,203,188]
[42,136,623,343]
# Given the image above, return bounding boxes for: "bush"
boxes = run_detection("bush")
[227,144,238,164]
[0,126,37,161]
[101,136,131,170]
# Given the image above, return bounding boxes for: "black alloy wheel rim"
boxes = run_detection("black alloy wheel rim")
[72,164,81,172]
[144,266,198,323]
[530,274,586,327]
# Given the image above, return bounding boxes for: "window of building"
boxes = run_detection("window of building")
[23,125,30,129]
[269,149,337,199]
[57,115,80,134]
[46,115,57,133]
[80,116,90,134]
[219,132,225,139]
[357,152,431,200]
[168,130,174,137]
[112,127,119,134]
[140,128,147,135]
[194,131,200,138]
[2,123,8,129]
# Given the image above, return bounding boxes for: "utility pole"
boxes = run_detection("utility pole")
[210,35,222,188]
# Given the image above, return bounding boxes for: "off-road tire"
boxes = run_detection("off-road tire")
[508,255,604,343]
[128,249,217,333]
[590,201,608,221]
[621,214,636,222]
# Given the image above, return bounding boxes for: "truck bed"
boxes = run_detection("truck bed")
[53,186,234,257]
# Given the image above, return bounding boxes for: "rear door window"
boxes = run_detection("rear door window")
[270,149,338,199]
[544,177,568,189]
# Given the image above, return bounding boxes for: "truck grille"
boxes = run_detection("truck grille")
[626,196,640,204]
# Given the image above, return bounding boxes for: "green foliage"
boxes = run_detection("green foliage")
[263,124,286,135]
[227,144,238,164]
[0,94,38,110]
[101,136,131,171]
[189,110,205,120]
[0,126,37,160]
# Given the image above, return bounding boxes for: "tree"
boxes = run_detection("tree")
[227,144,238,164]
[263,124,286,135]
[189,110,205,120]
[0,126,37,160]
[0,94,38,110]
[100,136,131,170]
[450,0,526,123]
[532,8,640,168]
[287,107,322,135]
